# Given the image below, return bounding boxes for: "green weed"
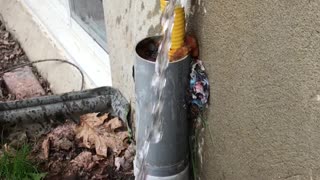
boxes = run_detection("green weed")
[0,144,46,180]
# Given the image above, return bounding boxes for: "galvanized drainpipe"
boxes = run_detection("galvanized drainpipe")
[134,37,191,180]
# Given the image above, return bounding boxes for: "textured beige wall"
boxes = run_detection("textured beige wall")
[103,0,161,102]
[190,0,320,179]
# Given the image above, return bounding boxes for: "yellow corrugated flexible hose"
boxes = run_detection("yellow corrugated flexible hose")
[160,0,186,59]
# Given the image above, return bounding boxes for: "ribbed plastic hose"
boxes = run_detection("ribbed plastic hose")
[160,0,186,58]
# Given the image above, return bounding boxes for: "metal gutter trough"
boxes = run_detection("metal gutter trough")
[0,87,130,124]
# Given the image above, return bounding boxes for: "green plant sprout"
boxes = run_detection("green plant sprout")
[0,144,46,180]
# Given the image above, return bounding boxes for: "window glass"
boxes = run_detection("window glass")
[69,0,107,51]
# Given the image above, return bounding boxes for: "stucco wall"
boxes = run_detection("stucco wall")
[190,0,320,179]
[103,0,161,102]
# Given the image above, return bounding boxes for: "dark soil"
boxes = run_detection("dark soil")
[0,20,52,101]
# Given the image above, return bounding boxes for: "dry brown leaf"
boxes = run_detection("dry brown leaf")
[41,123,76,159]
[55,138,73,151]
[76,122,108,156]
[105,117,123,131]
[47,123,76,140]
[124,143,136,160]
[42,138,50,159]
[103,131,128,155]
[3,144,15,154]
[75,113,129,157]
[122,143,136,171]
[80,113,109,127]
[115,157,125,171]
[71,151,96,171]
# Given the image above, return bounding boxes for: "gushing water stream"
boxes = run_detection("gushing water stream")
[136,0,182,179]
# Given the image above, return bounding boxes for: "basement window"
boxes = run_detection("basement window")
[69,0,107,51]
[23,0,111,87]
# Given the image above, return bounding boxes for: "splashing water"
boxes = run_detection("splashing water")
[136,0,182,179]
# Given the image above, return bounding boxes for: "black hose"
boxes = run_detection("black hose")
[0,59,85,90]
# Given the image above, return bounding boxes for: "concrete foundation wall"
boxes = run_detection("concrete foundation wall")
[103,0,161,102]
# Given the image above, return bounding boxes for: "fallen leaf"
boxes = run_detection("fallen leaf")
[71,151,96,171]
[3,144,10,153]
[47,123,76,141]
[80,113,109,127]
[75,113,129,157]
[35,113,133,179]
[55,137,73,151]
[92,154,104,161]
[3,32,9,39]
[122,143,136,171]
[124,143,136,160]
[76,121,108,156]
[48,159,67,175]
[105,117,123,131]
[41,123,76,158]
[115,157,125,171]
[63,151,99,177]
[42,138,50,159]
[0,39,12,45]
[110,131,128,149]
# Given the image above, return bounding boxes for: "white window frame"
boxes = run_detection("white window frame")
[24,0,112,87]
[69,0,107,51]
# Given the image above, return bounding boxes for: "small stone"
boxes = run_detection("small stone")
[3,66,45,99]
